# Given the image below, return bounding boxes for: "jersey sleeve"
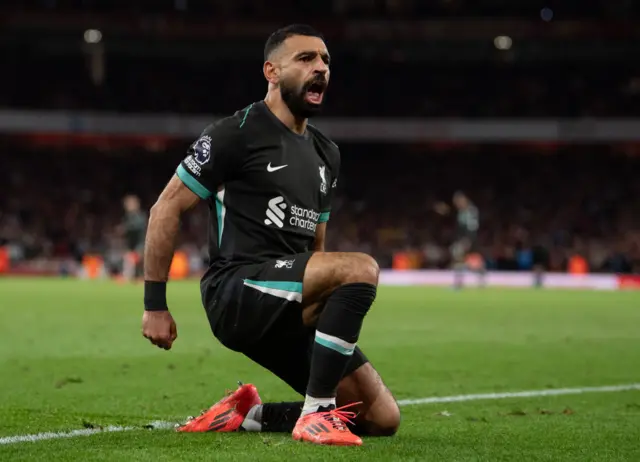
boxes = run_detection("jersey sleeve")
[318,155,340,224]
[175,123,244,199]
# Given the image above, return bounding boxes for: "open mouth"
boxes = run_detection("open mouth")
[305,81,326,105]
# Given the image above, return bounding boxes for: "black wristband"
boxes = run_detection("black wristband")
[144,281,168,311]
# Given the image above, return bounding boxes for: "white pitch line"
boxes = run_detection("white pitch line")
[0,421,176,445]
[0,425,135,445]
[396,383,640,406]
[2,383,639,446]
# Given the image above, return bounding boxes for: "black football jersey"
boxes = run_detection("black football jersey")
[176,101,340,282]
[456,204,479,241]
[123,210,147,251]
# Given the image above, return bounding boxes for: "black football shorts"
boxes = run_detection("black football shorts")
[201,251,369,396]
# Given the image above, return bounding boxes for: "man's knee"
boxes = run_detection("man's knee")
[343,253,380,286]
[301,252,380,313]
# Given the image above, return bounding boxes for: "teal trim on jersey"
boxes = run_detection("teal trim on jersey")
[318,211,330,223]
[239,103,254,128]
[243,279,303,302]
[176,165,212,199]
[244,279,302,293]
[215,188,226,247]
[314,335,355,356]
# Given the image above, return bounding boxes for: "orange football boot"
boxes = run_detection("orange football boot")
[292,402,362,446]
[176,382,261,432]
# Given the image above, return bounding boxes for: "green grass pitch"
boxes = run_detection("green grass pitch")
[1,278,639,461]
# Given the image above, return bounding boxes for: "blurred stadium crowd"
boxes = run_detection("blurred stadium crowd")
[4,59,640,118]
[1,0,639,276]
[1,142,638,274]
[4,0,638,18]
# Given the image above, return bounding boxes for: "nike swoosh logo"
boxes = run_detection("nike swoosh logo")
[267,163,288,172]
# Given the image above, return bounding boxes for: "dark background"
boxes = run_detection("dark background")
[1,0,638,273]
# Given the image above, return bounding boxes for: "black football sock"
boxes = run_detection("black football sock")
[240,402,303,432]
[453,262,465,289]
[534,268,544,287]
[478,267,487,287]
[303,282,377,415]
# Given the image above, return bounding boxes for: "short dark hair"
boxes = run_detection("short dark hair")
[264,24,324,61]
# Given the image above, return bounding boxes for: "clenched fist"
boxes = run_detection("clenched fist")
[142,311,177,350]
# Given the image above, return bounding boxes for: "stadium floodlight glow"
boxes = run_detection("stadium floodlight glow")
[84,29,103,44]
[540,7,554,21]
[493,35,512,51]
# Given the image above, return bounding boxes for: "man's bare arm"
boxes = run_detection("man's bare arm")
[313,222,327,252]
[144,175,200,282]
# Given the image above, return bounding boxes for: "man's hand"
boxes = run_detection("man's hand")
[142,311,177,350]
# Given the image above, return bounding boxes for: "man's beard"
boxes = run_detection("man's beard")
[279,76,326,119]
